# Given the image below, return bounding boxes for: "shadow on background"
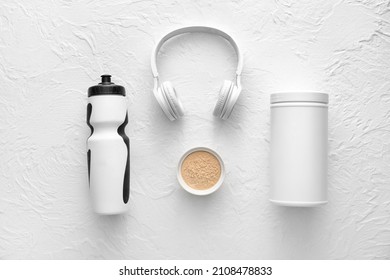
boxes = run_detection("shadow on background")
[270,205,329,259]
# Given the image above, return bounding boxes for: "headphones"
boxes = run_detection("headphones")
[151,26,243,121]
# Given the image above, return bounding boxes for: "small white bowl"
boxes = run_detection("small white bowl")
[177,147,225,196]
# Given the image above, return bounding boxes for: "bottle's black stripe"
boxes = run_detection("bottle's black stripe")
[86,103,94,137]
[117,112,130,204]
[86,103,93,188]
[87,149,91,187]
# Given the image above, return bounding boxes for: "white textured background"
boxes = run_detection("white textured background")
[0,0,390,260]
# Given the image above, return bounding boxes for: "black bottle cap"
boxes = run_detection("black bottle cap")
[88,75,126,97]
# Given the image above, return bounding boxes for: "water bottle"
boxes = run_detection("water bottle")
[87,75,130,214]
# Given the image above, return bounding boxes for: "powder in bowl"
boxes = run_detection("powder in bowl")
[181,150,221,190]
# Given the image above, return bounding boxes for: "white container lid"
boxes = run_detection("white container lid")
[271,92,328,104]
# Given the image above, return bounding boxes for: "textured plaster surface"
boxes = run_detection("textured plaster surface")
[0,0,390,260]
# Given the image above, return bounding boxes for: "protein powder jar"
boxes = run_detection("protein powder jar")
[270,92,328,207]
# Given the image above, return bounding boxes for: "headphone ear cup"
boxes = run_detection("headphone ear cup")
[162,81,184,119]
[222,84,241,120]
[153,85,176,121]
[213,80,233,118]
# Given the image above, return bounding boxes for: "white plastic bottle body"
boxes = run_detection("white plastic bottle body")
[270,93,328,207]
[87,95,130,214]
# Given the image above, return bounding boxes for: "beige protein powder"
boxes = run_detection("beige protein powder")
[181,150,221,190]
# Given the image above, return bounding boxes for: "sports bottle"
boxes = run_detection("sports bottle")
[87,75,130,214]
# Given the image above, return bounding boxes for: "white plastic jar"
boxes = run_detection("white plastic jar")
[270,92,328,207]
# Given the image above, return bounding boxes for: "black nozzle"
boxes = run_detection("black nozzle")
[88,74,125,97]
[101,74,112,84]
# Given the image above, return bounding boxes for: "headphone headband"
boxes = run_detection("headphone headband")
[151,26,243,80]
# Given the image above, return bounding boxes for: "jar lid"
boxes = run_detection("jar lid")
[270,92,328,104]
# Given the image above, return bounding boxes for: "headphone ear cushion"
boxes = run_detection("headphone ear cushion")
[162,81,184,119]
[213,80,233,118]
[222,85,241,120]
[154,86,176,121]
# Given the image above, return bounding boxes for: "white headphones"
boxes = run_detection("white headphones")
[151,26,243,121]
